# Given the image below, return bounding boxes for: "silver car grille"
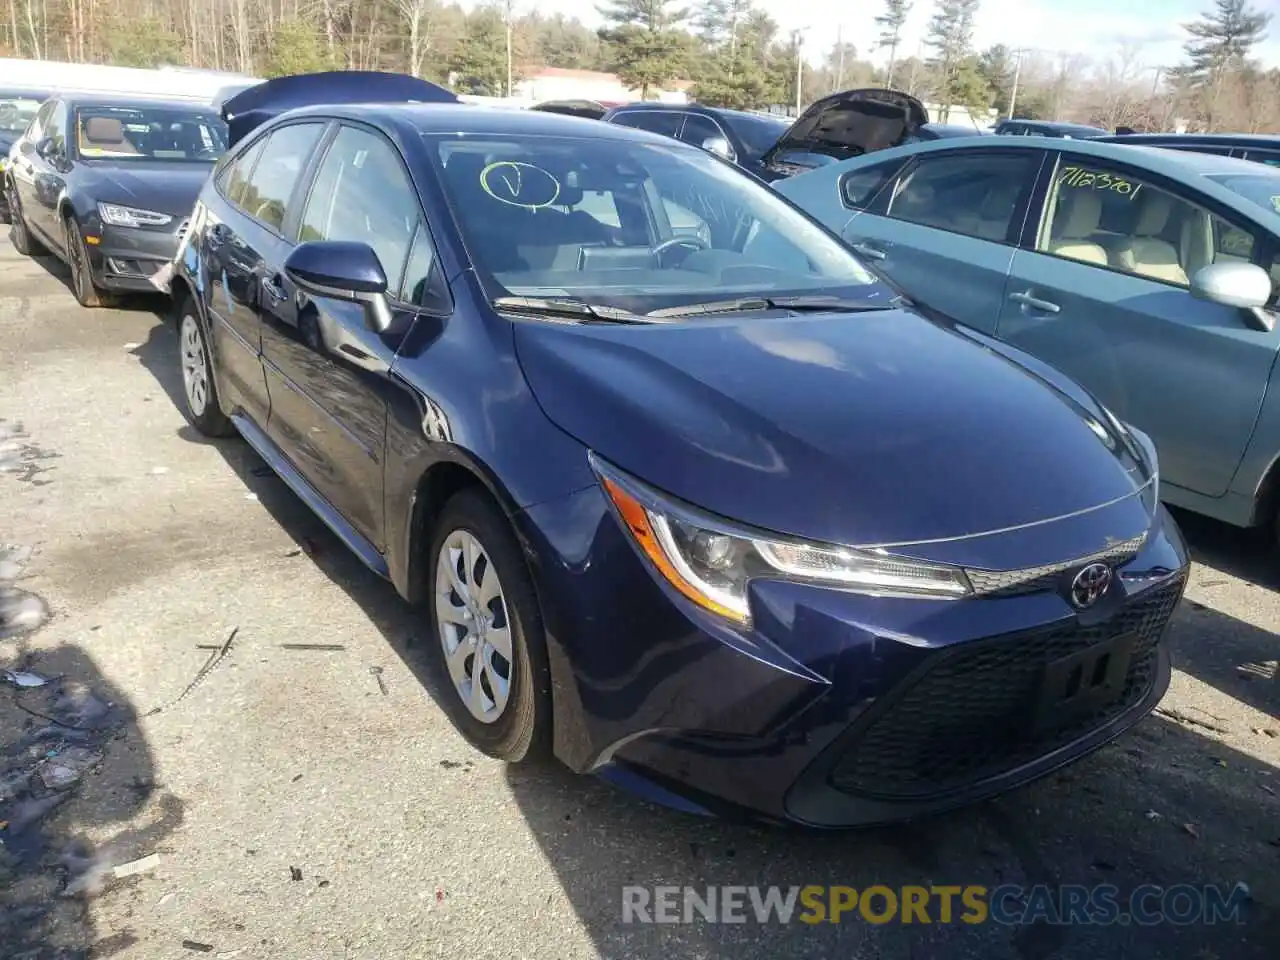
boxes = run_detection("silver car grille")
[964,533,1148,598]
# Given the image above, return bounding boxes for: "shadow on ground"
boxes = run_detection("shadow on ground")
[1,552,179,960]
[130,314,1280,960]
[25,250,168,317]
[1171,508,1280,721]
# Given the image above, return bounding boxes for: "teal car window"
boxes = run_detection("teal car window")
[886,153,1037,243]
[1040,158,1261,290]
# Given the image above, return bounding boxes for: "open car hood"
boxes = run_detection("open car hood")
[220,71,458,147]
[763,88,929,171]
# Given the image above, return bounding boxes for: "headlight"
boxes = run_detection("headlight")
[590,453,971,626]
[97,202,172,227]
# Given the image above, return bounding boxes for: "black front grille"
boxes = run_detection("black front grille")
[828,574,1186,801]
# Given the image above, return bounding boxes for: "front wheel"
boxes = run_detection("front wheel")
[178,302,233,437]
[64,216,116,308]
[426,489,552,762]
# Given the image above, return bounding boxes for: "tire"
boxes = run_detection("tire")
[64,215,116,308]
[426,488,552,762]
[7,188,46,256]
[177,299,234,437]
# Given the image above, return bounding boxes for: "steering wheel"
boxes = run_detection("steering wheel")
[651,235,711,262]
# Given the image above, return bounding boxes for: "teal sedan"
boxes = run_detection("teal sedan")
[777,137,1280,540]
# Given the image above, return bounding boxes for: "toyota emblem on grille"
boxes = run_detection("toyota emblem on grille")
[1070,562,1113,608]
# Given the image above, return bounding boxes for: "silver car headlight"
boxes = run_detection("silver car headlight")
[590,453,971,626]
[98,202,172,228]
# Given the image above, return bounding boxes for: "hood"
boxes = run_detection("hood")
[221,70,458,147]
[81,162,212,218]
[764,88,928,170]
[514,310,1152,559]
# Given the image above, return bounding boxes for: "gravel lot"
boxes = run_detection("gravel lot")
[1,237,1278,959]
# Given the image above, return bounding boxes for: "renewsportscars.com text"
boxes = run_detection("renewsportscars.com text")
[621,884,1250,926]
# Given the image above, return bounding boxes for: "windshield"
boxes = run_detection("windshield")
[75,105,227,161]
[722,112,788,159]
[426,132,882,314]
[0,96,43,134]
[1205,173,1280,216]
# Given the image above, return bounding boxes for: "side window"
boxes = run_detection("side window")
[223,137,267,208]
[45,102,68,155]
[679,114,724,149]
[1036,157,1253,289]
[241,122,324,232]
[886,152,1038,242]
[840,160,902,210]
[399,222,441,307]
[27,100,55,143]
[1243,149,1280,168]
[611,111,682,138]
[297,124,419,295]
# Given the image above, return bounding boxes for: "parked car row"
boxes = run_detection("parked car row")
[7,71,1278,828]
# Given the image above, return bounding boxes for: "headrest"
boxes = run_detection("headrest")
[84,117,126,145]
[1057,190,1102,239]
[1135,192,1174,236]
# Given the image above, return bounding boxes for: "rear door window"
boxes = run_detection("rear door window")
[239,122,324,232]
[222,137,267,208]
[887,152,1039,243]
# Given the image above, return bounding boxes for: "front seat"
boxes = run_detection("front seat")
[1115,192,1188,285]
[1048,191,1108,265]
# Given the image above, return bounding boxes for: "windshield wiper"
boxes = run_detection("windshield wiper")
[646,294,906,319]
[492,295,657,324]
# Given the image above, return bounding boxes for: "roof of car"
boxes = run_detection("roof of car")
[62,92,222,112]
[1098,132,1280,147]
[1005,119,1106,130]
[284,101,694,146]
[868,134,1272,179]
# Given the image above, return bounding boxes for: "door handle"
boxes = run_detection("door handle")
[261,275,287,303]
[1008,289,1061,313]
[851,242,886,261]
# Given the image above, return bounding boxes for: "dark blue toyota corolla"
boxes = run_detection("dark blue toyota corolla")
[171,73,1188,827]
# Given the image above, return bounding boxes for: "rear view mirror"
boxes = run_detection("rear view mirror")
[700,136,734,161]
[284,240,393,333]
[1190,261,1275,331]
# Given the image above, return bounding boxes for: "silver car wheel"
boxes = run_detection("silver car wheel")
[435,529,513,723]
[180,314,209,416]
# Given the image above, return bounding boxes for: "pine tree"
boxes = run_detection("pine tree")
[598,0,691,98]
[1171,0,1271,128]
[875,0,912,87]
[925,0,980,121]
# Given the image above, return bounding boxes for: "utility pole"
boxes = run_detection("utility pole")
[504,0,515,97]
[836,24,845,90]
[793,29,804,114]
[1007,48,1027,120]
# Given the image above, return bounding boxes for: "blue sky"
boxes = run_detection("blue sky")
[499,0,1280,70]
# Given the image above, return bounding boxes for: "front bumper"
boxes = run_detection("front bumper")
[84,220,186,293]
[518,489,1189,827]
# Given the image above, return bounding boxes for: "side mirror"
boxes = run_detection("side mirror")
[1190,261,1275,331]
[284,240,393,333]
[34,137,53,158]
[700,136,735,162]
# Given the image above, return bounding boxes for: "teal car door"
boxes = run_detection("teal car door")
[831,148,1044,334]
[995,149,1280,500]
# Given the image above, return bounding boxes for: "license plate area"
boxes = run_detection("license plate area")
[1032,633,1136,735]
